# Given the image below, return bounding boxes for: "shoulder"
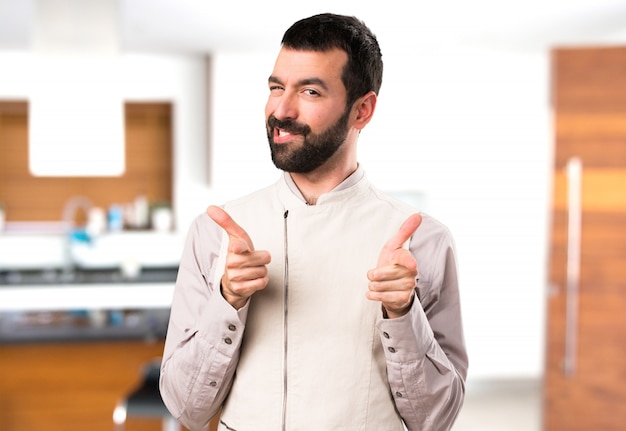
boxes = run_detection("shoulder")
[409,212,458,301]
[368,187,450,237]
[414,213,455,247]
[224,182,280,210]
[183,212,224,262]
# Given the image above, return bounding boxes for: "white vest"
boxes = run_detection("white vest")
[217,176,412,431]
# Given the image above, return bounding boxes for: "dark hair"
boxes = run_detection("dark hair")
[281,13,383,108]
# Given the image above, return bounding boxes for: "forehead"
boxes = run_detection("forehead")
[270,47,348,88]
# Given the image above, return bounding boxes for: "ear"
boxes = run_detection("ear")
[352,91,377,130]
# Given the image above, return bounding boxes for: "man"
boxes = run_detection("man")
[160,13,467,431]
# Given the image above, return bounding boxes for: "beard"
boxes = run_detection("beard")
[266,106,351,173]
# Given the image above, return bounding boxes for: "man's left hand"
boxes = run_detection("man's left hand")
[366,214,422,318]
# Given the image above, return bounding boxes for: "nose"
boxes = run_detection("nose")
[268,91,298,121]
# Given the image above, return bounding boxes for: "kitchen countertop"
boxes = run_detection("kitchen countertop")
[0,267,177,343]
[0,225,183,343]
[0,308,171,344]
[0,283,174,343]
[0,282,176,312]
[0,267,178,311]
[0,266,178,285]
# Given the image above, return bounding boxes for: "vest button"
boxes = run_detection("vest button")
[383,332,390,339]
[224,337,233,345]
[388,347,396,353]
[228,324,237,331]
[209,381,217,387]
[396,391,403,398]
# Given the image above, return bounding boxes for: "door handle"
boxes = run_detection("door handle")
[564,157,582,377]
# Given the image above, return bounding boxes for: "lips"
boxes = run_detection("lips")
[267,115,310,142]
[273,127,296,144]
[277,128,294,138]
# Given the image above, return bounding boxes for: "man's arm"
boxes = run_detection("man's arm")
[159,214,247,430]
[378,216,468,431]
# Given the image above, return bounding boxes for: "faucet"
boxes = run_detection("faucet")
[61,196,93,278]
[62,196,93,234]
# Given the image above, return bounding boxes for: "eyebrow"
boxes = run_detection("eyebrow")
[268,75,329,92]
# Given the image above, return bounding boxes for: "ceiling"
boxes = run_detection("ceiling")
[1,0,626,55]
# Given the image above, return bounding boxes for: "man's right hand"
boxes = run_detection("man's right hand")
[207,205,271,310]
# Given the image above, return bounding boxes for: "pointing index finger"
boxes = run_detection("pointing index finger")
[207,205,254,249]
[380,213,422,258]
[391,213,422,248]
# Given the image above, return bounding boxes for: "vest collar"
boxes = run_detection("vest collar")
[280,165,369,206]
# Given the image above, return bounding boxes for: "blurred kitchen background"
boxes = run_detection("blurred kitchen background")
[1,1,625,430]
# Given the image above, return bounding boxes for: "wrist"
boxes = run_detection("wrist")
[382,294,414,319]
[220,281,248,310]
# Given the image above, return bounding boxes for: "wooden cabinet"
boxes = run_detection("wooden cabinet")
[0,339,220,431]
[0,340,166,431]
[544,46,626,430]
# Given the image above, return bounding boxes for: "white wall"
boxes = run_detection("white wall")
[0,44,552,381]
[208,46,553,381]
[370,47,552,381]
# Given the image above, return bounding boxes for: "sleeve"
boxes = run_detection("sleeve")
[159,213,249,431]
[377,215,468,431]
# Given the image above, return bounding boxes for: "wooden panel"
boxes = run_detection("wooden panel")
[0,340,219,431]
[552,46,626,111]
[0,101,28,115]
[552,168,626,212]
[0,102,172,224]
[0,340,166,431]
[554,139,626,168]
[555,112,626,138]
[549,212,626,296]
[545,45,626,431]
[544,293,626,430]
[0,340,220,431]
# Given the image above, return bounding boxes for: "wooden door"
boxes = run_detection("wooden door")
[544,46,626,430]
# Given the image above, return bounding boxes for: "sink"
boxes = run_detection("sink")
[69,231,183,269]
[0,222,69,270]
[0,222,183,272]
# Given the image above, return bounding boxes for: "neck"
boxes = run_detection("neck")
[289,128,360,205]
[290,161,358,206]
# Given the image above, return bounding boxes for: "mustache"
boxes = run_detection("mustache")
[267,115,311,136]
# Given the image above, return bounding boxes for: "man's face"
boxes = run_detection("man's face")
[265,47,352,173]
